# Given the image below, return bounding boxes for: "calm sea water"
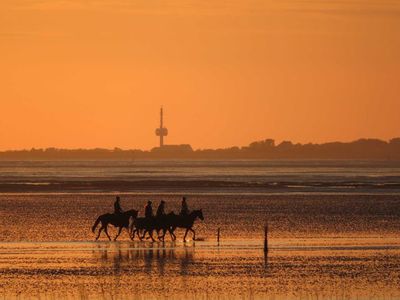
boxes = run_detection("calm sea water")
[0,160,400,193]
[0,160,399,299]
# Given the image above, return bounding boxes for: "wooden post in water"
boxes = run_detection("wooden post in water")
[264,223,268,253]
[217,228,220,246]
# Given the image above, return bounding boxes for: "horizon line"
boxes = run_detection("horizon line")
[1,136,399,152]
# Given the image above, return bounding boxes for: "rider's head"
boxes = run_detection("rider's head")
[116,196,120,202]
[147,200,152,205]
[182,197,186,202]
[161,200,165,204]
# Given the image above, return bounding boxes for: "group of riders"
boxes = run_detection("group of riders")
[114,196,189,219]
[92,195,204,242]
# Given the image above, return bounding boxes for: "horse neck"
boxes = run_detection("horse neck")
[189,210,200,220]
[124,210,136,217]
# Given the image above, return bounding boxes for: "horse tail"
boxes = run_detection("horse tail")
[92,216,102,233]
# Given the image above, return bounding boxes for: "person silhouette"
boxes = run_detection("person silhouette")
[156,200,166,217]
[144,201,153,219]
[180,197,189,216]
[114,196,123,214]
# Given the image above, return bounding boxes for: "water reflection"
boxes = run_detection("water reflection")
[264,251,269,269]
[92,241,195,276]
[1,241,399,299]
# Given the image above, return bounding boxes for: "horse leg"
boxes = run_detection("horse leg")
[139,230,146,241]
[138,230,143,240]
[129,223,134,237]
[140,229,149,240]
[169,227,176,241]
[157,229,162,241]
[183,228,189,242]
[159,229,165,240]
[104,226,111,241]
[114,227,122,241]
[160,229,167,241]
[157,229,164,241]
[149,230,156,242]
[95,226,104,241]
[190,228,196,241]
[159,230,165,242]
[145,229,152,240]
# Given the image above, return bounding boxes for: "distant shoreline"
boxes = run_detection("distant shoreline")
[1,137,400,160]
[0,179,400,194]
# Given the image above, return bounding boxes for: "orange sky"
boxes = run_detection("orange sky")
[0,0,399,150]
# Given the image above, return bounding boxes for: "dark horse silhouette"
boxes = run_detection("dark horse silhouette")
[131,210,204,242]
[167,210,204,241]
[131,214,175,242]
[92,209,138,241]
[130,217,156,241]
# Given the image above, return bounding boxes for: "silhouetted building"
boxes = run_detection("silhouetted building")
[151,144,193,158]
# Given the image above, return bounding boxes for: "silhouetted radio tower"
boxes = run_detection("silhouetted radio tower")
[155,107,168,147]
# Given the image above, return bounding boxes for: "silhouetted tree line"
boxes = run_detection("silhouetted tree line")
[0,138,399,160]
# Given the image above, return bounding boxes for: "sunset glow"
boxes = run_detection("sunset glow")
[1,0,399,150]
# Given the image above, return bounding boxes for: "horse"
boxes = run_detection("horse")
[130,217,157,242]
[157,212,179,241]
[130,213,181,242]
[92,209,138,241]
[164,209,204,242]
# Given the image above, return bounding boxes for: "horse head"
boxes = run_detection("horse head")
[193,209,204,221]
[125,209,138,218]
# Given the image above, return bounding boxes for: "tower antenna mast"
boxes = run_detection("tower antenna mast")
[155,106,168,147]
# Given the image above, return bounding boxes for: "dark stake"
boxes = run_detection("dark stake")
[264,223,268,253]
[217,228,220,245]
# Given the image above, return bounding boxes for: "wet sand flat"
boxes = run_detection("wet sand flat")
[0,193,400,299]
[0,194,399,242]
[0,241,400,299]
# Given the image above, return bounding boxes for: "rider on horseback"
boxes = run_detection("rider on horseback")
[114,196,123,214]
[144,201,153,219]
[180,197,189,216]
[156,200,166,217]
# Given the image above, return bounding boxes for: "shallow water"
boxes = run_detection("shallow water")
[0,194,400,242]
[1,241,400,299]
[0,193,400,299]
[1,160,400,193]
